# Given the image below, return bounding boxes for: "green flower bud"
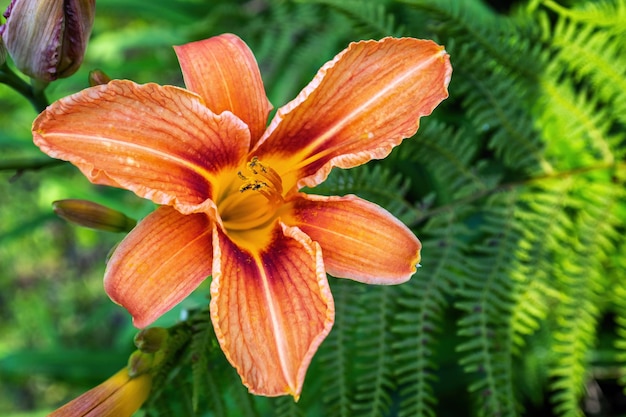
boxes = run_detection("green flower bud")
[127,350,154,378]
[52,199,136,233]
[1,0,95,82]
[134,327,169,354]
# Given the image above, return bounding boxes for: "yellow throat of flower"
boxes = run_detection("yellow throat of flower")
[218,157,285,245]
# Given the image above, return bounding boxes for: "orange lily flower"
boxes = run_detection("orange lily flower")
[33,34,451,398]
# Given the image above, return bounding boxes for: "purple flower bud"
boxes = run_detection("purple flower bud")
[1,0,95,82]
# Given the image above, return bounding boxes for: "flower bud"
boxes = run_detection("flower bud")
[52,199,136,233]
[134,327,169,354]
[88,68,111,86]
[127,350,154,378]
[1,0,95,82]
[48,368,152,417]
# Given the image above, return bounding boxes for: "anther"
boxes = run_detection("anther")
[236,157,284,205]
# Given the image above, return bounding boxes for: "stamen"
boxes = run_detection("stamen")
[237,157,284,205]
[218,157,285,233]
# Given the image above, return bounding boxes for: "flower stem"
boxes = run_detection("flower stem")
[409,161,626,226]
[0,157,65,173]
[0,63,49,112]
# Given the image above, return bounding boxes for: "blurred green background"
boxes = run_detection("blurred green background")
[2,0,626,416]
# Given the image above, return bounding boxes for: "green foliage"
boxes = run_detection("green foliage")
[2,0,626,416]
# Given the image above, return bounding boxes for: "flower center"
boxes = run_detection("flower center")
[218,157,284,233]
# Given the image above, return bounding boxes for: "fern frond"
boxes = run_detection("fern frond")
[150,383,190,417]
[455,192,521,417]
[393,208,471,417]
[542,9,626,128]
[249,2,350,105]
[398,1,552,175]
[351,285,400,417]
[272,396,305,417]
[398,0,497,34]
[612,240,626,389]
[308,163,418,224]
[509,181,573,353]
[541,0,626,35]
[548,273,597,417]
[511,178,574,414]
[537,69,618,168]
[227,368,262,417]
[460,68,548,173]
[547,178,621,416]
[398,0,540,78]
[296,0,404,38]
[189,307,228,417]
[143,323,194,416]
[318,278,363,417]
[399,121,487,202]
[148,324,192,400]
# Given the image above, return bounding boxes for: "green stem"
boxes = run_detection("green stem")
[410,161,625,226]
[0,64,49,112]
[0,157,65,172]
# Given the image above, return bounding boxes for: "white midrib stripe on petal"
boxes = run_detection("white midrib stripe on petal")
[43,132,218,181]
[292,49,446,171]
[255,255,295,393]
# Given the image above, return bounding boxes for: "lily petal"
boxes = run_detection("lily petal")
[174,34,272,146]
[105,206,213,328]
[32,80,250,214]
[282,194,421,284]
[211,223,334,398]
[254,37,452,191]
